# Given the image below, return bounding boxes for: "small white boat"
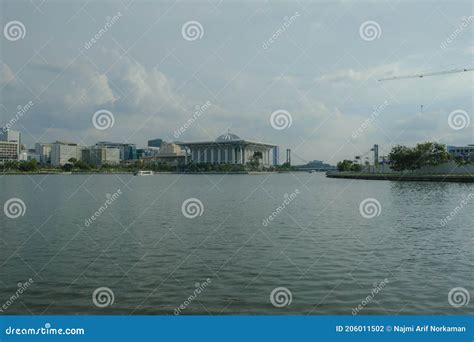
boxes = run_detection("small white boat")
[134,170,154,176]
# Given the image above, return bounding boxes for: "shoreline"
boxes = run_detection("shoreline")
[326,172,474,183]
[0,171,290,176]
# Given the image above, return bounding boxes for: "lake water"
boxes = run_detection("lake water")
[0,173,472,315]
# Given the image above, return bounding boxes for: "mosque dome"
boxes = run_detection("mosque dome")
[215,132,241,142]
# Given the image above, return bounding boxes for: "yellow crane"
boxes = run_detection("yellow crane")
[378,67,473,82]
[378,66,473,113]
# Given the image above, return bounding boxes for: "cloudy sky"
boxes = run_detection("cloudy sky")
[1,0,473,163]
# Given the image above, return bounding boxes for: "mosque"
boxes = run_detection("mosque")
[177,132,279,166]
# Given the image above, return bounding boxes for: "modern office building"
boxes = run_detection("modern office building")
[160,142,183,156]
[82,147,120,167]
[0,129,21,160]
[140,143,184,166]
[0,141,19,162]
[148,138,163,148]
[177,132,278,166]
[35,143,52,164]
[447,144,474,161]
[95,142,137,160]
[50,141,81,166]
[19,149,41,162]
[0,129,21,145]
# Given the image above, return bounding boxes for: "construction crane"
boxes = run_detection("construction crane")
[378,67,473,82]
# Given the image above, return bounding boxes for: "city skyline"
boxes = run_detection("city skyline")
[1,1,472,164]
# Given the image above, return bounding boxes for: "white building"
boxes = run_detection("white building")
[447,144,474,161]
[0,129,21,161]
[0,129,21,145]
[177,132,277,166]
[50,141,81,166]
[160,142,183,156]
[0,141,19,162]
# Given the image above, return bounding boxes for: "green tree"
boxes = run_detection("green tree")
[388,142,451,171]
[337,160,354,172]
[68,157,78,165]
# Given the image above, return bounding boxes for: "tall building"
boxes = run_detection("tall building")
[35,143,52,164]
[0,129,21,145]
[160,142,183,156]
[0,129,21,160]
[148,138,163,148]
[19,149,40,162]
[50,141,80,166]
[95,142,137,160]
[0,141,19,162]
[82,147,120,167]
[177,132,277,166]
